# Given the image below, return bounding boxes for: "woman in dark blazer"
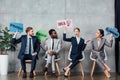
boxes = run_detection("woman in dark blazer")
[91,29,113,78]
[63,27,89,77]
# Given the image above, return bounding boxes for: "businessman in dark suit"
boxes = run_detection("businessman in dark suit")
[63,27,89,77]
[11,27,40,78]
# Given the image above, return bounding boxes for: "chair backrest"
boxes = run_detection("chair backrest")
[90,49,107,61]
[68,46,85,61]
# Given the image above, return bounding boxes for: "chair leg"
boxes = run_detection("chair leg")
[18,68,22,77]
[55,61,61,76]
[44,72,47,76]
[91,61,96,77]
[33,70,36,76]
[18,76,23,80]
[79,62,84,77]
[44,75,48,80]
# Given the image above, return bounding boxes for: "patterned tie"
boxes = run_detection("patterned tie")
[29,38,31,54]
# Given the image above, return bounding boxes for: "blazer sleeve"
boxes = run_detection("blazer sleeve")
[81,39,87,51]
[54,39,62,54]
[104,39,113,47]
[11,36,22,44]
[63,33,71,42]
[44,40,49,54]
[34,38,40,54]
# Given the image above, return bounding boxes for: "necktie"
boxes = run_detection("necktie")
[29,38,31,54]
[52,39,54,50]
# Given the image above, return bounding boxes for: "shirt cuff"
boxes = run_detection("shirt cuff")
[12,35,16,38]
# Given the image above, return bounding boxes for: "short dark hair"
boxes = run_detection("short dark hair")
[98,29,104,37]
[49,29,56,35]
[26,27,33,33]
[74,27,80,32]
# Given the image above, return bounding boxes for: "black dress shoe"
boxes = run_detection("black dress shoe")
[43,67,48,72]
[64,75,68,77]
[51,73,58,78]
[23,72,27,78]
[64,74,68,77]
[29,72,34,78]
[63,68,66,72]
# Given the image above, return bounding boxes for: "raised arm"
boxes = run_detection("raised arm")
[63,33,72,42]
[105,34,113,47]
[11,32,22,44]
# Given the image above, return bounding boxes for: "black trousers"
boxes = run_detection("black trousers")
[69,54,82,69]
[20,54,37,72]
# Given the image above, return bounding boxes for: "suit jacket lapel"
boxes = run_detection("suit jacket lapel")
[32,37,35,47]
[79,38,82,45]
[24,35,27,48]
[74,37,78,44]
[94,38,100,50]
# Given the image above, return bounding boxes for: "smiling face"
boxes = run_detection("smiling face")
[51,31,57,38]
[26,27,34,37]
[28,29,34,37]
[74,28,80,37]
[49,29,58,39]
[96,29,103,38]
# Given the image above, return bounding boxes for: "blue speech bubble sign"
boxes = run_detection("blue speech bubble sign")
[10,22,23,33]
[106,27,120,38]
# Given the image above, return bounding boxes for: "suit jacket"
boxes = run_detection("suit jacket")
[44,38,62,58]
[91,38,113,60]
[11,35,40,59]
[63,33,86,60]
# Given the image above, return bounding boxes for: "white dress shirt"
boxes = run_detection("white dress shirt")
[76,36,80,44]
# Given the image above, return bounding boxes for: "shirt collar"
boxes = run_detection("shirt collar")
[97,38,101,41]
[75,36,80,39]
[27,35,32,38]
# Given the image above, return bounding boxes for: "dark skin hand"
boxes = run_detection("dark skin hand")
[48,51,55,56]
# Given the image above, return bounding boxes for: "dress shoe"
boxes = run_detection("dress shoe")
[64,74,68,77]
[43,67,48,72]
[63,68,66,72]
[22,72,27,78]
[104,69,111,78]
[29,72,34,78]
[51,73,58,77]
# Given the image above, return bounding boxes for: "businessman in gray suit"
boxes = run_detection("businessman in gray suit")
[91,29,113,78]
[43,29,62,77]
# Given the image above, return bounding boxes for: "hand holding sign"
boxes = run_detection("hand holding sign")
[57,19,73,28]
[10,22,23,33]
[13,32,18,37]
[110,34,113,40]
[105,27,119,38]
[36,30,48,41]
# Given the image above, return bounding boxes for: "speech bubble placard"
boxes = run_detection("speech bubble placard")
[10,22,23,33]
[106,27,120,38]
[36,30,48,41]
[57,19,73,28]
